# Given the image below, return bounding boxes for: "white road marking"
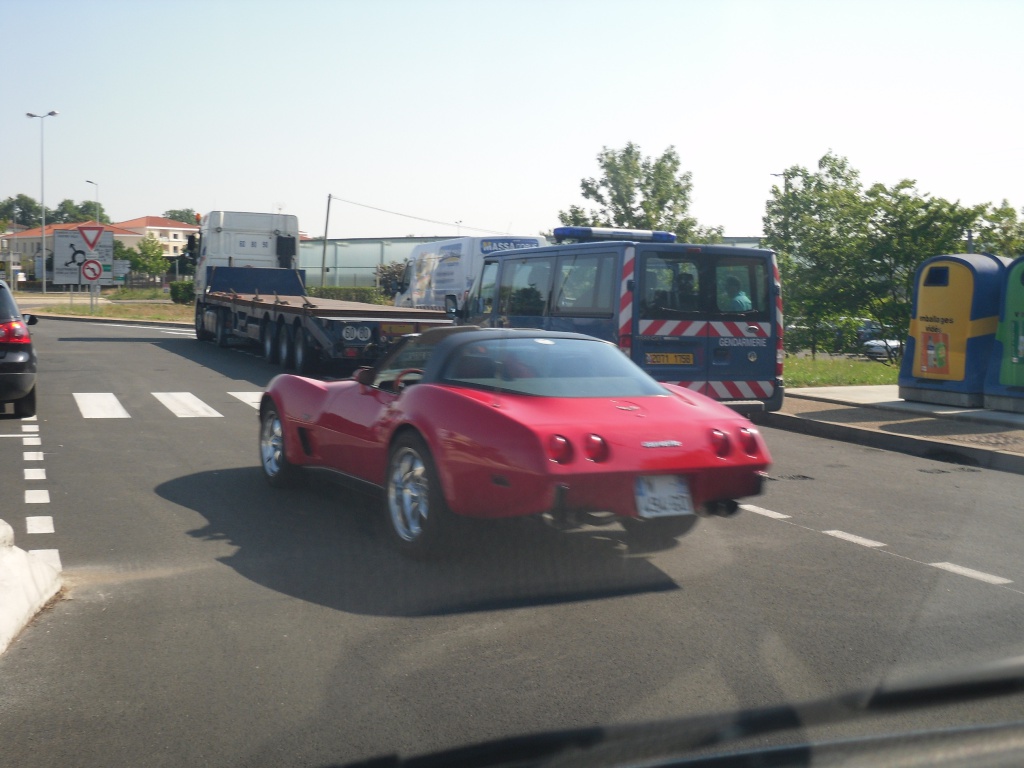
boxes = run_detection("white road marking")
[152,392,223,418]
[23,436,41,446]
[21,424,39,433]
[741,504,790,519]
[28,549,62,572]
[823,530,887,548]
[23,451,44,461]
[930,562,1013,585]
[26,516,54,533]
[24,468,46,480]
[228,391,263,409]
[25,489,50,503]
[74,392,131,419]
[22,415,37,421]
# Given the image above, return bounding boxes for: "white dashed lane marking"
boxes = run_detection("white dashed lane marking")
[74,392,131,419]
[229,392,263,409]
[152,392,223,418]
[745,506,1015,591]
[25,490,50,504]
[930,562,1013,585]
[24,468,46,480]
[26,516,54,534]
[24,451,44,461]
[823,530,886,548]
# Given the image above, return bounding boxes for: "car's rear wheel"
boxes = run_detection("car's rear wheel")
[13,386,36,419]
[259,402,298,487]
[621,515,696,545]
[385,433,452,557]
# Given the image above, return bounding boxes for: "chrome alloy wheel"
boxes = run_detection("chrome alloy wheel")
[388,446,430,542]
[260,411,286,478]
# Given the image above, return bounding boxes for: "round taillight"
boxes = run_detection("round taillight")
[710,429,731,458]
[547,434,573,463]
[739,427,759,455]
[584,434,608,462]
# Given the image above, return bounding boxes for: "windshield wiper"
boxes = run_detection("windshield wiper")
[335,656,1024,768]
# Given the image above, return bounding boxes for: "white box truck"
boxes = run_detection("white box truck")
[393,235,546,310]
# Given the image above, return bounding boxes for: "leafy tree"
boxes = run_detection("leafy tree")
[764,151,986,356]
[559,143,723,242]
[164,208,198,225]
[862,181,984,341]
[375,260,407,296]
[974,200,1024,257]
[0,195,44,227]
[131,234,170,276]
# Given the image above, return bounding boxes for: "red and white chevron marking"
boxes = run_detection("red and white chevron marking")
[638,319,706,337]
[664,381,777,400]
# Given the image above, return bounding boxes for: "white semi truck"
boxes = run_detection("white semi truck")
[189,211,450,374]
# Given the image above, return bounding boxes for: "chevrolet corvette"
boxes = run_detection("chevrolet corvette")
[259,327,771,556]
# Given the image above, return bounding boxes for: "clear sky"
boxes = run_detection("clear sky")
[4,0,1022,240]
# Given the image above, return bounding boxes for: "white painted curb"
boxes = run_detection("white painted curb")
[0,519,62,655]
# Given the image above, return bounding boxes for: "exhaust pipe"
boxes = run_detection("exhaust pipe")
[703,500,740,518]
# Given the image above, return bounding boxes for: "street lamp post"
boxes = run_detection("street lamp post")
[27,110,58,294]
[86,179,99,224]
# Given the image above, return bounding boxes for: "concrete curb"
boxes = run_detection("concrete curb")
[752,411,1024,476]
[0,520,62,656]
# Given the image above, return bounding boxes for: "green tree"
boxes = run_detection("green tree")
[375,260,406,296]
[862,181,984,341]
[164,208,198,225]
[0,195,44,227]
[132,234,170,276]
[974,200,1024,257]
[559,143,722,242]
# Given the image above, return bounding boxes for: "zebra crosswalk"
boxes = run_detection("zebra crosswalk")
[72,391,263,419]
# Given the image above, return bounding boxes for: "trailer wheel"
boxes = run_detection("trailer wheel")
[215,310,230,347]
[262,320,279,364]
[294,326,319,376]
[195,303,214,341]
[278,322,295,369]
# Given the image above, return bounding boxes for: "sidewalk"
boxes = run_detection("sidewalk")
[755,385,1024,475]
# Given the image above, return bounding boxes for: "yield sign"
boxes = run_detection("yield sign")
[77,225,104,251]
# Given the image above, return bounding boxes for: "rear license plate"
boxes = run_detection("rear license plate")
[634,475,694,518]
[645,353,694,365]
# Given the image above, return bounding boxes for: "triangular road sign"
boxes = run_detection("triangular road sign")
[78,225,104,251]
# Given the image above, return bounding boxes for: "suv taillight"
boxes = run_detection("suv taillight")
[0,320,31,344]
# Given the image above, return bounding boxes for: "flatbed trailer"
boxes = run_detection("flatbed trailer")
[195,266,450,374]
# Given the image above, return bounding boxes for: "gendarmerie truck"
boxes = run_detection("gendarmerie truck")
[188,211,450,374]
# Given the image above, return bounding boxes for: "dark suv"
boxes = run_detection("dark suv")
[0,280,38,418]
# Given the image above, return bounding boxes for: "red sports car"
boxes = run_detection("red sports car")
[259,327,771,556]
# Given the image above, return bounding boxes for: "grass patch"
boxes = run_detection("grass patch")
[107,288,172,300]
[785,355,900,387]
[36,303,194,322]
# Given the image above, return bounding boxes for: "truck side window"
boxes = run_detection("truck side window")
[552,252,616,316]
[465,261,499,321]
[499,258,554,316]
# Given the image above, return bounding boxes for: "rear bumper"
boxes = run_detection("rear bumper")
[0,371,37,401]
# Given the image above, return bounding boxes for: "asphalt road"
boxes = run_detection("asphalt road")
[1,319,1023,767]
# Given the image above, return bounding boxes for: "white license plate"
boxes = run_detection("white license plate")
[634,475,694,518]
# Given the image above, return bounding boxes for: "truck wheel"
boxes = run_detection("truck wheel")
[294,326,319,375]
[215,310,230,347]
[262,321,279,364]
[278,323,295,369]
[195,303,213,341]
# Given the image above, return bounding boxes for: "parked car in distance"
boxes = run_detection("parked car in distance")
[862,337,903,361]
[0,279,38,418]
[259,326,771,557]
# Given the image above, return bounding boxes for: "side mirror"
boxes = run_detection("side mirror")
[22,314,38,326]
[353,366,375,386]
[444,294,459,318]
